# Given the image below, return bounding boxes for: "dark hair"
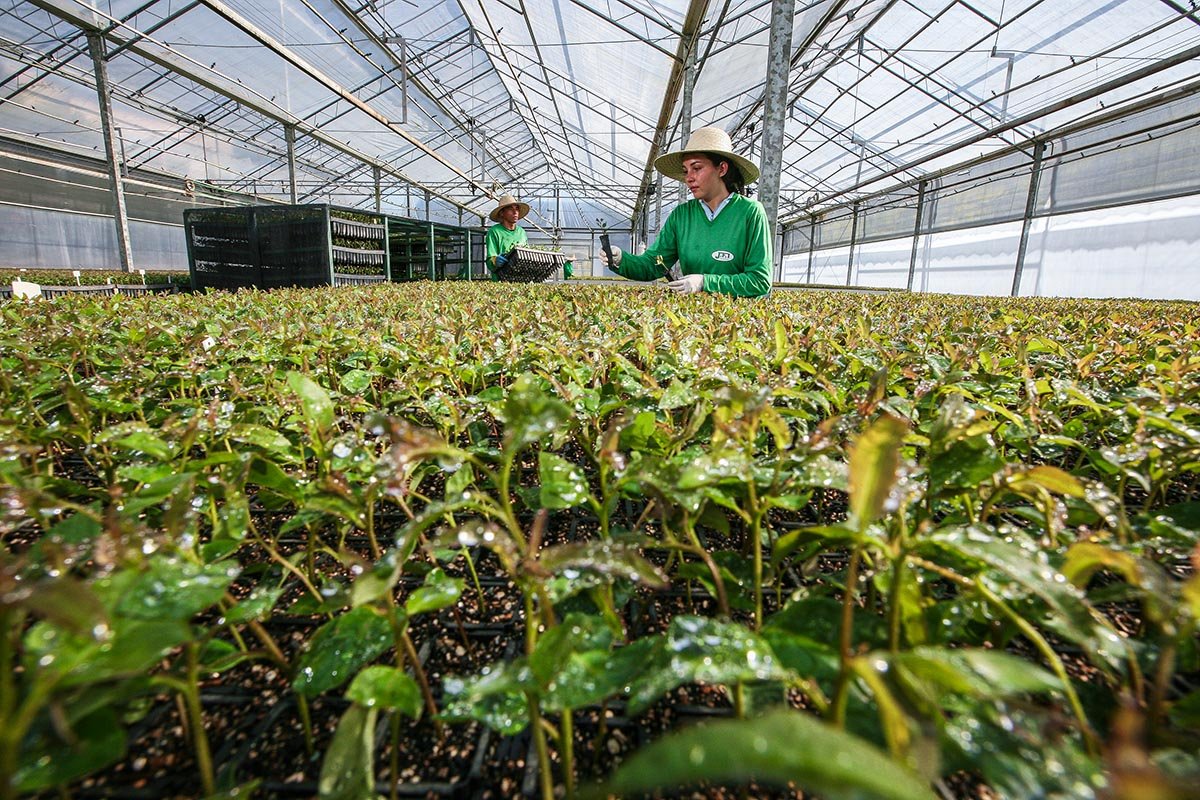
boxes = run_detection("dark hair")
[707,153,748,196]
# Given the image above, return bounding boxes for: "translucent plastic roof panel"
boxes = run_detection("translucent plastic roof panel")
[0,0,1197,229]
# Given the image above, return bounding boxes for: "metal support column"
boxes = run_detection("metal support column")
[1011,141,1046,297]
[424,189,431,221]
[758,0,795,282]
[285,124,297,204]
[373,165,381,213]
[87,32,133,272]
[679,43,696,205]
[806,215,816,283]
[844,203,859,287]
[907,181,926,292]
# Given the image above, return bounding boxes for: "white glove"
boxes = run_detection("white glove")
[599,245,622,268]
[667,274,704,294]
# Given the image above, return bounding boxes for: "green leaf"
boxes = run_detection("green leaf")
[229,424,294,456]
[287,370,335,434]
[405,568,463,616]
[351,549,405,609]
[848,414,908,528]
[224,584,285,624]
[538,451,588,509]
[931,526,1127,672]
[346,666,422,718]
[317,704,380,800]
[1007,465,1085,498]
[16,708,127,793]
[115,559,238,621]
[17,576,106,635]
[293,607,394,697]
[441,659,533,734]
[889,647,1061,698]
[659,379,694,410]
[500,374,572,451]
[340,368,372,395]
[537,539,669,589]
[927,435,1005,496]
[625,616,788,715]
[595,708,935,800]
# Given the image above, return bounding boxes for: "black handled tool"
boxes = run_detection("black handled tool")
[600,231,616,272]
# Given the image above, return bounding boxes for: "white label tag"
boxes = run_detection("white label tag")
[201,336,216,351]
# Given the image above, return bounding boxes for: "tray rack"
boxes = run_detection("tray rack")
[496,245,564,283]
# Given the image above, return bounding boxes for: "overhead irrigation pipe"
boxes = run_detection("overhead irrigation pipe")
[26,0,490,218]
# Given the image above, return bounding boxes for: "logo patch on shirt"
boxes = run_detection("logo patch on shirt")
[711,250,734,262]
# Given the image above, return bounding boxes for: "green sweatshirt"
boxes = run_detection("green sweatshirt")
[616,194,772,298]
[485,223,528,273]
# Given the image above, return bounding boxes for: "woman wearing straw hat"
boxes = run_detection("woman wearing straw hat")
[485,194,530,278]
[601,126,771,297]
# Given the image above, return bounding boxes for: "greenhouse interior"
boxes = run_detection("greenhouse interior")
[2,1,1200,799]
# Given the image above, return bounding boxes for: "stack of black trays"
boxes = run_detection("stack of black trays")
[496,245,564,283]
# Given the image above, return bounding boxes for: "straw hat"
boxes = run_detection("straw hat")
[489,194,531,223]
[653,126,760,185]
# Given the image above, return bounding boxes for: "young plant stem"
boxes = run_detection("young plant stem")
[528,693,555,800]
[682,521,731,618]
[401,630,441,737]
[831,543,864,729]
[296,694,315,756]
[184,642,216,797]
[561,708,576,800]
[974,580,1100,756]
[461,546,488,614]
[1146,636,1177,743]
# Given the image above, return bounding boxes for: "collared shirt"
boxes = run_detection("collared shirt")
[702,193,734,222]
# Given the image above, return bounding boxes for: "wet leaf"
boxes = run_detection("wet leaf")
[625,616,788,715]
[888,647,1061,698]
[340,368,372,396]
[595,708,935,800]
[539,538,668,589]
[115,559,238,621]
[317,703,379,800]
[346,666,422,718]
[441,659,533,735]
[538,451,588,509]
[16,707,127,793]
[287,370,334,434]
[848,414,908,528]
[928,435,1005,496]
[405,568,463,616]
[294,607,394,697]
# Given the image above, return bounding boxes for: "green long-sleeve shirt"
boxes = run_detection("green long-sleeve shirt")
[616,194,772,297]
[485,223,527,274]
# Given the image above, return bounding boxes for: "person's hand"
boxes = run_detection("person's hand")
[599,246,622,268]
[667,274,704,294]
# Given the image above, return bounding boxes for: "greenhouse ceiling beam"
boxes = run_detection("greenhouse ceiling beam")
[86,30,132,272]
[779,71,1200,222]
[728,0,856,142]
[460,0,568,185]
[25,0,487,217]
[1158,0,1200,27]
[631,0,710,228]
[514,0,590,182]
[324,0,522,182]
[0,0,167,102]
[781,40,1200,223]
[564,0,677,60]
[197,0,495,199]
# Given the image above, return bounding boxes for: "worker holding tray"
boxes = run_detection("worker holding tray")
[600,126,771,298]
[485,194,530,278]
